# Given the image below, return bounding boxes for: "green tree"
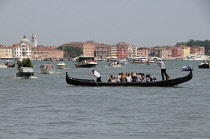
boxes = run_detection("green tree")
[17,58,33,69]
[176,39,210,55]
[57,46,83,57]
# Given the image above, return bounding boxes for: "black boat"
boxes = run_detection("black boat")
[66,69,192,87]
[7,63,15,67]
[198,61,209,68]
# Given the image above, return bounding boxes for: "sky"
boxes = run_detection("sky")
[0,0,210,47]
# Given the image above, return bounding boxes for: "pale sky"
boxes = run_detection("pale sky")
[0,0,210,47]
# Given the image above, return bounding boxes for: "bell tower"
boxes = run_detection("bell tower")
[31,33,37,47]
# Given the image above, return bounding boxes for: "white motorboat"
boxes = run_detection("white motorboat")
[57,62,66,69]
[40,64,55,74]
[108,62,122,67]
[75,56,97,68]
[0,63,7,68]
[184,54,210,60]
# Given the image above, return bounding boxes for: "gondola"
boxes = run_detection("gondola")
[66,69,193,87]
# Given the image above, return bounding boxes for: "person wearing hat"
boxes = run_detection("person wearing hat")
[156,59,168,80]
[88,70,102,82]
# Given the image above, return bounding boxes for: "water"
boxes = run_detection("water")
[0,60,210,139]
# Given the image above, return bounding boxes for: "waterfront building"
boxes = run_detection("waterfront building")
[116,42,130,59]
[95,44,108,60]
[63,41,101,57]
[31,45,63,60]
[171,46,183,58]
[190,45,205,56]
[12,36,32,60]
[0,45,13,60]
[107,45,117,59]
[137,47,149,58]
[177,45,190,57]
[127,43,137,58]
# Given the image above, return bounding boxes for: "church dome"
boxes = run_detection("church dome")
[20,35,29,44]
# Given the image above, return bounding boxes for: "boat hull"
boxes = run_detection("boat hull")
[16,72,35,78]
[198,64,209,68]
[40,68,55,74]
[57,65,65,69]
[66,70,193,87]
[75,64,97,68]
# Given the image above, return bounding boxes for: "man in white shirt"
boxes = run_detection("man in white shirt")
[89,70,102,82]
[156,59,168,80]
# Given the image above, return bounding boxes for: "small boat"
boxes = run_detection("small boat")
[66,69,193,87]
[182,65,193,71]
[0,63,7,68]
[130,58,148,64]
[5,63,15,67]
[75,56,97,68]
[16,58,34,78]
[198,61,210,68]
[57,62,66,69]
[16,67,35,78]
[107,61,122,68]
[40,64,55,74]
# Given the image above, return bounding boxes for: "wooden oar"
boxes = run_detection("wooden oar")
[88,73,99,86]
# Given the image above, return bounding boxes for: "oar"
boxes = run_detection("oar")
[88,73,99,86]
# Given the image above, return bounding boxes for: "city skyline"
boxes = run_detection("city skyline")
[0,0,210,47]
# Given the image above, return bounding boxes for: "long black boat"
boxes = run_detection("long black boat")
[66,69,192,87]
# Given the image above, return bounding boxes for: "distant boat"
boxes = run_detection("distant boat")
[107,61,121,68]
[5,63,15,67]
[130,58,148,64]
[16,58,34,78]
[184,55,210,60]
[0,62,7,68]
[75,56,97,68]
[57,62,66,69]
[40,64,55,74]
[198,61,210,68]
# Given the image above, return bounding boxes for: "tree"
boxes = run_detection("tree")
[176,39,210,55]
[57,45,83,57]
[17,58,33,69]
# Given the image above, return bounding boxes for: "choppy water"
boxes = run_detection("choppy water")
[0,60,210,139]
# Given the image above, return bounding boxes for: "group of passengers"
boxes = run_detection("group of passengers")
[108,72,156,83]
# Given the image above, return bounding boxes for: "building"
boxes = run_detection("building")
[171,46,183,57]
[0,45,13,59]
[137,47,149,57]
[63,41,101,57]
[12,36,32,60]
[116,42,129,59]
[190,45,205,56]
[178,45,190,57]
[95,44,108,60]
[31,45,63,60]
[107,45,118,59]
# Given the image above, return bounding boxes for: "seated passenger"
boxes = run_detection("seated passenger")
[131,72,137,82]
[117,73,122,82]
[146,74,151,82]
[126,73,132,82]
[121,73,126,82]
[136,73,142,82]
